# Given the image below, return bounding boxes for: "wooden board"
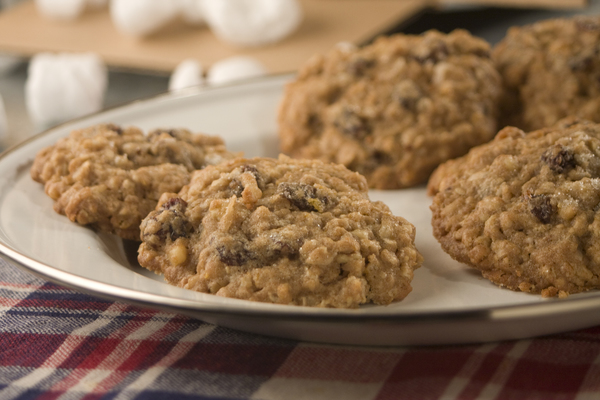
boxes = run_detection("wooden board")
[0,0,588,74]
[0,0,427,74]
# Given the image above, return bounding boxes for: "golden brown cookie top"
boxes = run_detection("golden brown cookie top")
[278,29,501,189]
[138,155,423,308]
[430,118,600,297]
[493,15,600,131]
[31,123,238,240]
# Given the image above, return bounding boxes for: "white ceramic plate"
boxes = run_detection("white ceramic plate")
[3,74,600,346]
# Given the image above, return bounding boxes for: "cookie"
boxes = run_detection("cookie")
[138,155,423,308]
[430,117,600,298]
[493,15,600,131]
[277,29,502,189]
[31,123,237,240]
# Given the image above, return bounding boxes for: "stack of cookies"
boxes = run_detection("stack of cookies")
[31,14,600,305]
[277,15,600,299]
[32,125,423,308]
[425,15,600,299]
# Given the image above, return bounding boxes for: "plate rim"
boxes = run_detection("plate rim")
[2,74,600,329]
[5,240,600,324]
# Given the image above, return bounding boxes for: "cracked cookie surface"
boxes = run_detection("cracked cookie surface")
[138,155,423,308]
[430,118,600,298]
[493,15,600,131]
[31,124,237,240]
[278,29,501,189]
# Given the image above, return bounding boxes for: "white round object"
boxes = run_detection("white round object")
[25,52,108,128]
[109,0,181,37]
[35,0,87,21]
[169,59,204,91]
[207,56,267,85]
[179,0,205,25]
[202,0,303,47]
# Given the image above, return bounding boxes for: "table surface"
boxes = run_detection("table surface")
[3,256,600,399]
[3,2,600,399]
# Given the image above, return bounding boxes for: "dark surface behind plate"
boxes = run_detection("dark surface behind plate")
[389,4,597,45]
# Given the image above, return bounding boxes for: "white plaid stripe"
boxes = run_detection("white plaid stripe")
[0,279,46,312]
[437,343,500,400]
[475,340,532,400]
[0,302,128,399]
[575,347,600,400]
[112,324,216,399]
[53,312,175,397]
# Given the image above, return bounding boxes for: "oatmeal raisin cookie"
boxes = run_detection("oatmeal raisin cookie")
[430,117,600,297]
[31,123,237,240]
[278,29,502,189]
[138,155,423,308]
[493,15,600,131]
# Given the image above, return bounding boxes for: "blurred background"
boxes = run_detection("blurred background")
[0,0,596,152]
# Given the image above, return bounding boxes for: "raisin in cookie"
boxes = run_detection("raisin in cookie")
[493,16,600,131]
[31,123,237,240]
[138,155,423,308]
[430,117,600,298]
[278,29,502,189]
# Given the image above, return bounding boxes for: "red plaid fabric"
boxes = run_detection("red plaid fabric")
[2,256,600,400]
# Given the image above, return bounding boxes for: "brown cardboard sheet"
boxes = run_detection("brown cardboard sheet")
[0,0,587,74]
[0,0,427,74]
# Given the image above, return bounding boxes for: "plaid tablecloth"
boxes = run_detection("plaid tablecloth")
[2,257,600,400]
